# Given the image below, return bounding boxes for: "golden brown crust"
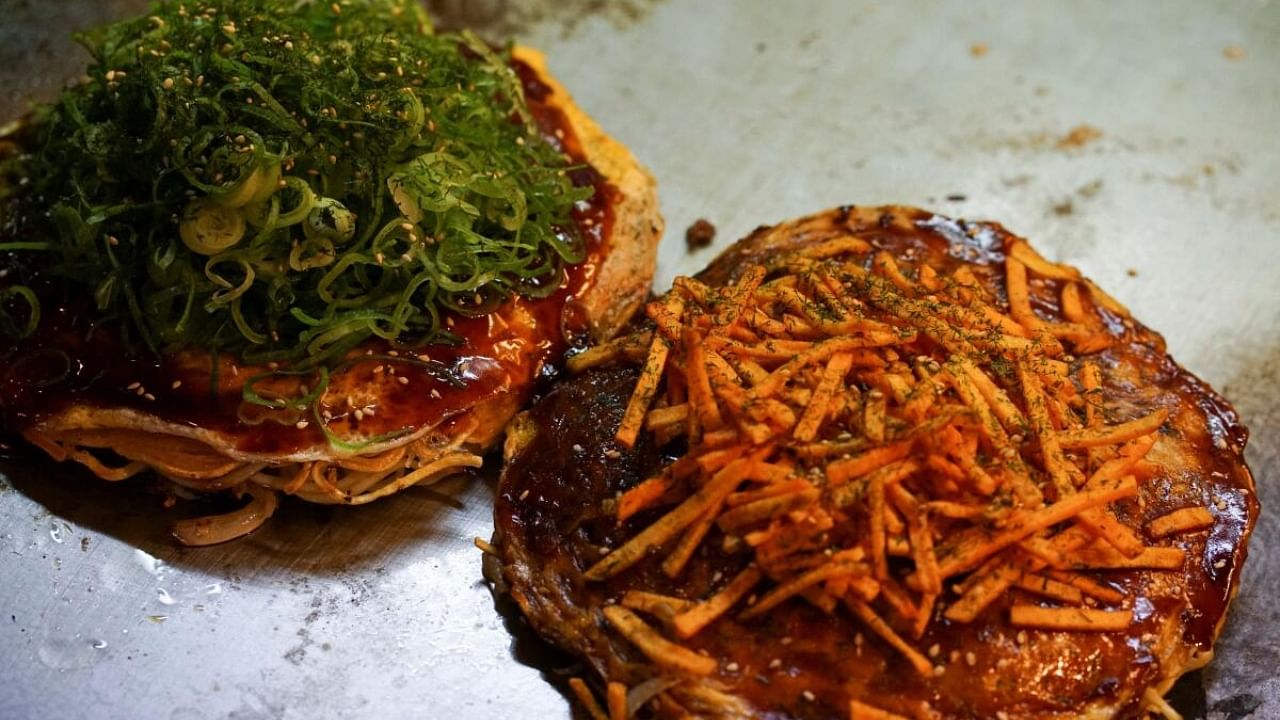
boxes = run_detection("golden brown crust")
[495,205,1257,719]
[512,47,663,345]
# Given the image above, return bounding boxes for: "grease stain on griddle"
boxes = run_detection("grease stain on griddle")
[1055,124,1104,150]
[946,125,1108,156]
[1046,180,1104,219]
[425,0,665,41]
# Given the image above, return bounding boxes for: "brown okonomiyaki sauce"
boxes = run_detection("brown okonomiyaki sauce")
[0,58,616,456]
[496,208,1256,719]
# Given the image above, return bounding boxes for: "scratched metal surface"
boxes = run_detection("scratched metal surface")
[1,1,1277,719]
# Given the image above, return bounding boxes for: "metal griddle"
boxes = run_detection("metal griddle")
[1,1,1277,718]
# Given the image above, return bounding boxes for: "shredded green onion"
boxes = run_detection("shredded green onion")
[0,286,40,338]
[3,0,592,368]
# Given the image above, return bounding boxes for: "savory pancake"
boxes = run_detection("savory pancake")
[0,2,660,543]
[494,206,1256,719]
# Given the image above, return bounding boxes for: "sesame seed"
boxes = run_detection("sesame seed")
[1214,559,1227,569]
[519,489,530,501]
[572,443,584,453]
[354,409,364,421]
[171,381,182,390]
[767,658,782,670]
[950,650,961,663]
[604,449,622,460]
[398,376,409,385]
[429,389,442,399]
[965,652,977,667]
[295,420,309,429]
[780,636,792,645]
[933,665,946,677]
[143,393,156,401]
[801,691,815,702]
[127,382,141,390]
[1016,630,1028,644]
[928,644,941,658]
[725,662,740,672]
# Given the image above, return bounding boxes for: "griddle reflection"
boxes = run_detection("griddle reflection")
[0,453,485,575]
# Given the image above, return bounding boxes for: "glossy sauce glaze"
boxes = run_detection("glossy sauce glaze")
[497,207,1257,719]
[0,58,615,456]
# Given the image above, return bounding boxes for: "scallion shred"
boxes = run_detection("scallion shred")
[2,0,593,369]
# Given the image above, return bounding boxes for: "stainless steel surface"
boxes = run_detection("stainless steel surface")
[2,1,1277,718]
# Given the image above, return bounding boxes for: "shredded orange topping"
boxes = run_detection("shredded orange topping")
[581,234,1195,683]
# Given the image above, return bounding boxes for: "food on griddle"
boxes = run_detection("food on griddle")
[493,206,1256,719]
[685,218,716,251]
[0,0,661,544]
